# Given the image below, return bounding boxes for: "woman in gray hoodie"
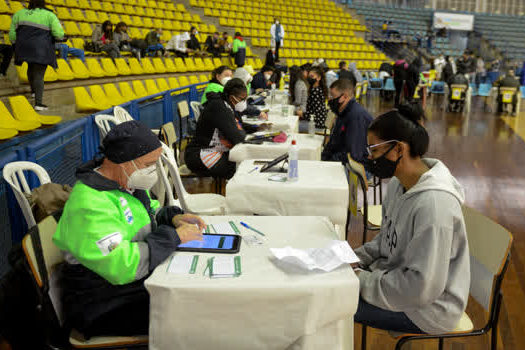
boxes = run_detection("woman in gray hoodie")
[355,104,470,334]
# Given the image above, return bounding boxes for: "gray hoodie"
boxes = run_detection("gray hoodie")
[355,158,470,334]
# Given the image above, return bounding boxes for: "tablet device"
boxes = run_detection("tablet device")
[260,153,289,172]
[177,234,241,254]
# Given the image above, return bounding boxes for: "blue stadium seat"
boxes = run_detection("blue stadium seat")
[478,84,492,97]
[383,78,395,91]
[430,81,445,94]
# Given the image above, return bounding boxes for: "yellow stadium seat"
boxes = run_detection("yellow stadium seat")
[64,21,80,36]
[198,74,208,83]
[89,85,114,108]
[145,79,161,95]
[98,12,109,23]
[152,58,167,74]
[0,101,41,131]
[132,81,149,98]
[73,87,105,112]
[213,58,222,68]
[189,75,199,85]
[174,58,187,72]
[203,58,215,71]
[103,83,127,105]
[118,82,138,101]
[109,14,120,24]
[9,1,23,13]
[156,78,170,92]
[84,10,98,23]
[56,7,72,20]
[164,58,177,73]
[0,0,10,13]
[184,58,198,72]
[178,76,190,87]
[90,0,102,11]
[55,59,75,80]
[102,2,114,12]
[0,128,18,140]
[9,96,62,125]
[114,58,132,75]
[78,22,92,37]
[100,58,118,77]
[254,58,263,70]
[128,58,145,75]
[193,58,207,71]
[141,58,157,74]
[143,18,154,28]
[69,59,90,79]
[86,58,106,78]
[168,77,179,89]
[0,15,11,31]
[221,57,231,66]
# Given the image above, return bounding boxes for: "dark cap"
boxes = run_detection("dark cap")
[101,120,161,164]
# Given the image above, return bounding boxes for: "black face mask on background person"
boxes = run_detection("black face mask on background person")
[307,77,317,86]
[364,144,402,179]
[328,97,342,114]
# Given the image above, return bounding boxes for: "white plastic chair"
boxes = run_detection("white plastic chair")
[159,143,226,215]
[190,101,202,122]
[113,105,134,123]
[94,114,120,140]
[3,161,51,228]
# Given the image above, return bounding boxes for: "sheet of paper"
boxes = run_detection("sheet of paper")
[167,254,198,274]
[206,221,240,235]
[270,240,360,272]
[212,256,236,275]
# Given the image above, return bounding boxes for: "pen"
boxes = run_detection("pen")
[240,221,265,236]
[248,167,259,174]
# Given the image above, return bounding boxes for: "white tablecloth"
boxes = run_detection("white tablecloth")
[242,114,299,133]
[229,134,324,163]
[145,216,359,350]
[226,160,350,234]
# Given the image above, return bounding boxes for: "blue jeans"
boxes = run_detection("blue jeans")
[58,44,85,62]
[147,44,165,56]
[354,298,424,334]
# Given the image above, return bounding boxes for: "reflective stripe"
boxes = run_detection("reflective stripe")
[135,241,150,280]
[17,20,51,31]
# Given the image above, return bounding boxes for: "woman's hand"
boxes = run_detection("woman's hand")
[259,112,268,120]
[172,214,206,231]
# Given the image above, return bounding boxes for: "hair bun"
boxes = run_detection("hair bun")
[397,102,425,125]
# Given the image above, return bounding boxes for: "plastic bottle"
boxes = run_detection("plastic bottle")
[270,83,276,106]
[287,140,299,182]
[308,114,316,136]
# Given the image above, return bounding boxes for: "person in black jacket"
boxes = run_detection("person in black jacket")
[322,77,372,164]
[338,61,355,81]
[406,57,421,102]
[185,78,247,179]
[393,59,409,108]
[496,68,520,115]
[251,66,274,93]
[205,32,220,57]
[442,56,454,89]
[0,44,13,77]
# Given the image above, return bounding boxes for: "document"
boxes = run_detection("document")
[167,254,199,274]
[207,256,242,278]
[205,221,241,235]
[270,240,360,272]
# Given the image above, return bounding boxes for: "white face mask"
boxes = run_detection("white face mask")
[264,73,272,81]
[234,99,247,112]
[124,160,158,190]
[276,21,280,25]
[220,76,232,85]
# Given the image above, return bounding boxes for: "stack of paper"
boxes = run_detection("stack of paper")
[166,254,199,274]
[270,240,360,272]
[205,221,240,235]
[206,256,242,278]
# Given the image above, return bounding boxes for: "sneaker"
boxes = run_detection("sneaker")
[34,104,48,111]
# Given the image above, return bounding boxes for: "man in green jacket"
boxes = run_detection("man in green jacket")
[54,120,205,337]
[232,32,246,67]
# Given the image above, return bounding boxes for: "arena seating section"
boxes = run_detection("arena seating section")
[350,3,463,58]
[190,0,388,70]
[475,14,525,62]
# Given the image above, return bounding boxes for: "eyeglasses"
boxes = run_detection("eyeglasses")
[366,139,400,156]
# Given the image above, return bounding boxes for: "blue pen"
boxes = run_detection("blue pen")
[248,167,259,174]
[240,221,265,236]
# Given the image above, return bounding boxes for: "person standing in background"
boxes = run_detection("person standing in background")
[0,43,13,77]
[9,0,64,111]
[270,19,284,63]
[232,32,246,67]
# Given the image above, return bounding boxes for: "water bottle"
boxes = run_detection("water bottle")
[308,114,316,136]
[270,83,276,106]
[287,140,299,182]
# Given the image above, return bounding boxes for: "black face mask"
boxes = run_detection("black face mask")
[307,77,317,86]
[328,96,343,114]
[363,144,402,179]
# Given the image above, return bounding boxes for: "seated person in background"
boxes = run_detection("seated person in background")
[218,32,231,53]
[338,61,355,81]
[91,20,120,59]
[0,43,13,77]
[54,121,205,338]
[306,66,328,128]
[55,41,85,62]
[205,31,221,57]
[355,106,470,335]
[251,66,274,93]
[185,78,248,179]
[201,65,233,104]
[496,68,520,115]
[166,32,191,57]
[322,77,372,164]
[114,22,143,59]
[233,67,268,122]
[145,28,165,57]
[288,65,308,118]
[187,26,201,52]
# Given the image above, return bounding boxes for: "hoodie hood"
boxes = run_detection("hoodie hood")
[76,158,122,191]
[348,62,363,83]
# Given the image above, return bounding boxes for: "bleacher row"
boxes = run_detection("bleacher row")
[475,14,525,61]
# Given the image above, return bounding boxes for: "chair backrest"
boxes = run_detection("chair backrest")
[94,114,120,139]
[462,206,513,313]
[190,101,202,122]
[159,143,192,212]
[177,100,190,119]
[3,161,52,228]
[157,143,177,207]
[113,105,134,123]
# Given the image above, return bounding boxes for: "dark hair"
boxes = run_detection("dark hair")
[368,103,429,158]
[102,20,113,38]
[190,26,196,32]
[212,65,232,81]
[289,66,308,104]
[223,32,228,35]
[309,66,328,100]
[235,32,242,37]
[115,22,127,33]
[330,77,356,93]
[213,31,219,35]
[28,0,47,9]
[300,63,312,72]
[223,78,247,98]
[261,65,274,74]
[339,61,347,69]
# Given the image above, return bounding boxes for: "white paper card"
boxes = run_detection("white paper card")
[212,256,236,277]
[208,222,238,235]
[167,255,194,274]
[270,240,360,272]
